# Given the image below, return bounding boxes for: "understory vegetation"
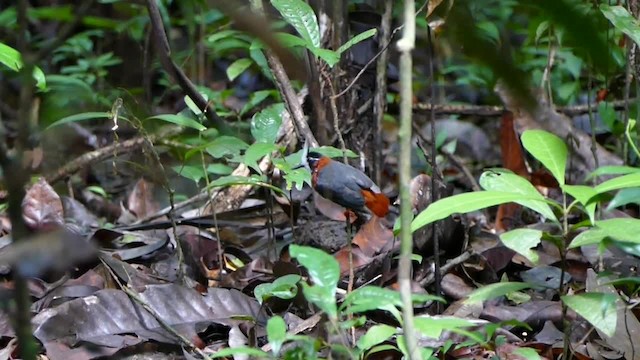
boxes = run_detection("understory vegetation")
[2,1,640,359]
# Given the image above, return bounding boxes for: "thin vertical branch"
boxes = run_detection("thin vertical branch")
[373,0,393,185]
[427,24,442,314]
[397,0,420,359]
[0,2,39,359]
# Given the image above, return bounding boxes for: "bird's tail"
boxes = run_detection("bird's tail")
[361,190,390,217]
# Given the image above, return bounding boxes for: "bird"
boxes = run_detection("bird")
[305,151,390,218]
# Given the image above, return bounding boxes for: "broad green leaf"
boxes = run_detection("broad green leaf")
[251,103,284,143]
[308,47,340,67]
[289,245,338,290]
[289,245,339,318]
[479,170,557,222]
[206,163,234,175]
[172,165,205,184]
[411,191,547,233]
[562,184,597,224]
[46,112,109,131]
[514,348,543,360]
[337,29,377,54]
[206,136,249,158]
[184,93,207,116]
[356,324,397,352]
[397,335,434,360]
[562,293,617,337]
[300,282,337,319]
[311,146,358,159]
[86,185,107,198]
[535,21,550,44]
[226,58,253,81]
[521,130,567,186]
[414,316,475,339]
[244,143,279,173]
[340,286,443,314]
[209,346,270,358]
[273,157,311,190]
[240,89,275,116]
[500,229,541,265]
[208,29,241,44]
[594,172,640,194]
[267,316,287,355]
[601,5,640,48]
[148,114,206,131]
[588,165,640,179]
[0,42,47,90]
[208,174,284,195]
[271,0,320,48]
[465,282,533,304]
[569,218,640,248]
[606,187,640,211]
[254,274,301,304]
[274,32,309,48]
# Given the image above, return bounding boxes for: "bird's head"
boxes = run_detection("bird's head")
[306,151,324,170]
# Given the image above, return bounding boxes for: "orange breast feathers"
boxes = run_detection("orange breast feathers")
[361,189,390,217]
[311,156,332,186]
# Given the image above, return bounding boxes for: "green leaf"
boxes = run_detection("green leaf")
[514,348,543,360]
[206,136,249,158]
[289,245,339,318]
[562,184,597,224]
[208,175,284,195]
[562,293,617,337]
[289,245,338,290]
[271,0,320,48]
[206,163,234,175]
[606,187,640,211]
[594,172,640,194]
[308,47,340,67]
[356,324,397,352]
[410,191,547,233]
[414,316,475,339]
[274,32,309,48]
[601,5,640,48]
[226,58,253,81]
[209,346,270,358]
[588,165,640,179]
[340,286,443,314]
[86,185,108,198]
[267,316,287,356]
[479,170,557,222]
[240,89,275,116]
[251,103,284,143]
[148,114,206,131]
[300,283,337,319]
[521,130,568,186]
[535,21,550,44]
[172,165,206,184]
[500,229,541,265]
[311,146,358,159]
[45,112,109,131]
[569,218,640,248]
[184,93,207,116]
[465,282,533,304]
[244,143,279,173]
[0,42,47,90]
[254,274,301,304]
[337,29,377,54]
